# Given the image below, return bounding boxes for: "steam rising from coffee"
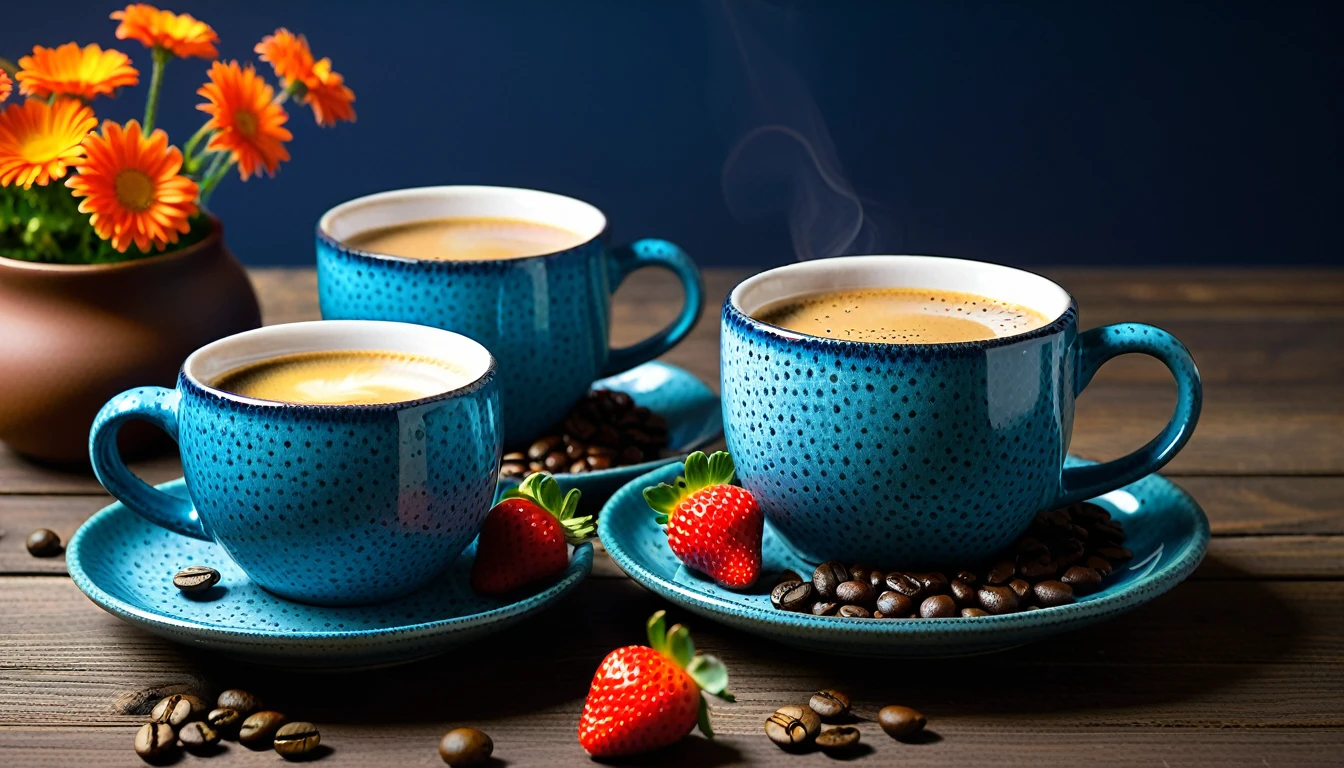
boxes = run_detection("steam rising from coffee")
[711,0,898,261]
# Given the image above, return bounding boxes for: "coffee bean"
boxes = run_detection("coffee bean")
[876,591,913,616]
[1085,556,1114,577]
[502,452,525,462]
[543,451,568,472]
[813,562,850,600]
[1052,538,1087,568]
[848,564,871,584]
[1008,578,1033,604]
[173,565,220,592]
[878,705,927,739]
[217,688,260,715]
[1096,545,1133,563]
[527,437,560,460]
[1015,536,1049,557]
[779,582,814,612]
[872,611,890,619]
[809,689,851,721]
[961,607,989,618]
[770,580,803,610]
[835,580,875,606]
[1017,557,1056,580]
[528,461,544,474]
[1093,520,1126,543]
[815,726,861,752]
[977,585,1019,614]
[766,705,820,748]
[150,693,207,728]
[499,461,526,478]
[812,601,839,616]
[1070,501,1110,524]
[884,572,924,601]
[179,720,221,752]
[565,440,586,460]
[1032,580,1075,607]
[274,721,321,759]
[954,569,978,585]
[439,727,493,766]
[919,594,957,618]
[134,722,177,760]
[1061,566,1104,595]
[778,569,803,584]
[586,454,613,470]
[986,559,1015,585]
[619,446,645,464]
[838,604,871,618]
[949,579,977,606]
[26,528,62,557]
[918,571,950,594]
[568,460,588,474]
[239,710,288,747]
[869,570,885,588]
[207,707,243,738]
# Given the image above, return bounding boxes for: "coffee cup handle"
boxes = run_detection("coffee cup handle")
[602,239,704,376]
[89,387,210,541]
[1053,323,1203,506]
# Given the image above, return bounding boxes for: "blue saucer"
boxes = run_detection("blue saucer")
[599,457,1209,657]
[67,479,593,669]
[535,361,722,507]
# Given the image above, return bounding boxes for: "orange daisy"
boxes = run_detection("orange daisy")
[254,28,314,84]
[0,98,97,188]
[111,3,218,60]
[302,58,356,126]
[196,61,292,180]
[16,43,139,101]
[66,120,199,253]
[0,71,11,103]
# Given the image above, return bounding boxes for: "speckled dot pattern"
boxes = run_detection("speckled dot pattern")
[599,459,1209,657]
[171,374,502,605]
[317,235,703,447]
[66,480,593,669]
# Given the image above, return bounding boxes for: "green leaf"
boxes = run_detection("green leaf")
[643,450,739,529]
[686,654,731,697]
[706,451,736,486]
[682,452,709,489]
[646,610,668,653]
[503,473,591,543]
[697,696,715,739]
[642,484,680,524]
[665,624,694,667]
[0,186,212,264]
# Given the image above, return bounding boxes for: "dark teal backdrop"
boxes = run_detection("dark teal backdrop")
[3,1,1340,267]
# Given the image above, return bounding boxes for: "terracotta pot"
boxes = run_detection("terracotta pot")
[0,219,261,464]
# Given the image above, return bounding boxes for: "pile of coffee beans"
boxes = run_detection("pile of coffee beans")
[770,501,1131,620]
[131,688,321,761]
[766,689,926,753]
[500,389,668,478]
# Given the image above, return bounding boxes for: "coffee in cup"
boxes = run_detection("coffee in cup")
[212,349,476,405]
[342,216,587,262]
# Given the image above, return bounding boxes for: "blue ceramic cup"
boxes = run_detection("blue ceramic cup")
[89,320,502,606]
[316,186,704,446]
[722,255,1202,566]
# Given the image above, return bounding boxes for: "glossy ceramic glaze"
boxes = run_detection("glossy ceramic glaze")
[600,458,1209,657]
[67,479,592,669]
[316,186,704,445]
[722,256,1202,565]
[89,321,502,606]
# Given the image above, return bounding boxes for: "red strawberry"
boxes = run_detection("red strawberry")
[644,451,763,588]
[470,472,592,595]
[578,610,733,757]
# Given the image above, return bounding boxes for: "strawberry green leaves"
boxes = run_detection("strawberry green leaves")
[501,472,593,543]
[643,610,734,738]
[643,451,736,526]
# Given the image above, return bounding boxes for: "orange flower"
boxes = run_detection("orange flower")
[111,3,218,60]
[0,98,97,188]
[196,61,292,180]
[0,71,11,103]
[16,43,139,101]
[255,28,313,84]
[66,120,199,253]
[303,59,356,126]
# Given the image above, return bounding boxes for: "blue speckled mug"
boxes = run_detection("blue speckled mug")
[722,255,1202,566]
[89,320,502,606]
[316,186,703,446]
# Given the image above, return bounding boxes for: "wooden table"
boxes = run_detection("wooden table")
[2,267,1341,766]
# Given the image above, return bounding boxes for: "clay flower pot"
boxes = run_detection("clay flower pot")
[0,219,260,464]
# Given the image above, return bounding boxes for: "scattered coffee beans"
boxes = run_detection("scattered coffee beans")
[500,390,668,478]
[439,727,494,766]
[815,726,861,752]
[149,693,208,728]
[173,565,220,592]
[767,501,1128,620]
[25,528,61,557]
[239,710,288,747]
[765,705,821,748]
[134,722,177,760]
[207,707,243,737]
[179,720,221,752]
[274,721,321,759]
[216,688,260,715]
[878,705,927,739]
[808,689,851,721]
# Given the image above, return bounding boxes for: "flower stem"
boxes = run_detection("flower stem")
[182,124,214,175]
[198,153,236,209]
[273,78,304,106]
[143,47,170,132]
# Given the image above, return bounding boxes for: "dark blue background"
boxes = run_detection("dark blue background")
[4,1,1340,267]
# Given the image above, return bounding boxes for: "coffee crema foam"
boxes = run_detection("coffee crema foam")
[212,350,474,405]
[343,216,586,261]
[752,288,1051,344]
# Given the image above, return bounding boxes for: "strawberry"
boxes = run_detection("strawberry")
[469,472,592,595]
[578,610,733,757]
[644,451,763,588]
